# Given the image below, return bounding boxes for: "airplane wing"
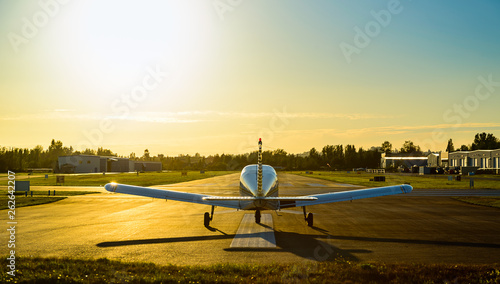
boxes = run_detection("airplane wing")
[279,184,413,208]
[104,183,321,209]
[105,183,412,210]
[104,183,242,209]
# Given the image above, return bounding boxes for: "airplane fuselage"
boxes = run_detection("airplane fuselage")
[239,164,279,210]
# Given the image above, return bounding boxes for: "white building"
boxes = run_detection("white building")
[449,149,500,173]
[380,153,428,168]
[59,155,162,173]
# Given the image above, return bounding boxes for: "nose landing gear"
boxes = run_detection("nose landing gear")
[255,209,261,224]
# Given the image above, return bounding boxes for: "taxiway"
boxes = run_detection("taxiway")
[2,173,500,265]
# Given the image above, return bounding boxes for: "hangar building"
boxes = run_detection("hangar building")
[380,153,428,169]
[449,149,500,172]
[58,155,162,173]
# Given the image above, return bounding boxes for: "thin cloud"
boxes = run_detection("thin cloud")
[279,122,500,137]
[0,110,394,122]
[0,112,98,121]
[110,111,396,121]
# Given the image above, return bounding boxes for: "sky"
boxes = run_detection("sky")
[1,0,500,156]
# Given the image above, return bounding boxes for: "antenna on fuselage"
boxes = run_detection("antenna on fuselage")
[257,138,263,196]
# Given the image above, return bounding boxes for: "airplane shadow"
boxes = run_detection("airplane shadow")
[97,234,235,248]
[322,235,500,249]
[96,226,500,262]
[96,226,361,261]
[270,230,364,261]
[205,225,228,235]
[306,225,500,249]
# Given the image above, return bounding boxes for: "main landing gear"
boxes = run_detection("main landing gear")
[204,206,215,227]
[303,206,313,227]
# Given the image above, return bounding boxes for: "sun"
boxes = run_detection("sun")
[46,1,215,103]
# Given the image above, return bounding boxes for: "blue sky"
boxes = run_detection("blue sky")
[1,0,499,155]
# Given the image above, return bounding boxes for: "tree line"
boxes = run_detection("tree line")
[0,140,382,172]
[0,140,116,172]
[1,132,498,172]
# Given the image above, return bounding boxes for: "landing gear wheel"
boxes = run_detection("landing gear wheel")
[255,210,261,224]
[306,213,313,227]
[204,206,215,227]
[204,212,210,227]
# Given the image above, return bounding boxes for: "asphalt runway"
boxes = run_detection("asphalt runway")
[2,173,500,265]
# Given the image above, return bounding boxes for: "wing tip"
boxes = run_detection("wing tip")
[104,182,118,192]
[402,184,413,193]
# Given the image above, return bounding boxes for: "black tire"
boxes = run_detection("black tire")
[307,213,313,227]
[255,210,261,224]
[204,212,210,227]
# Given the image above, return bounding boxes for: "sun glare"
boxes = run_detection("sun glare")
[46,1,215,104]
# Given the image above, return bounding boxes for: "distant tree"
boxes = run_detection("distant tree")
[446,139,454,152]
[308,148,320,159]
[142,149,150,161]
[195,156,205,170]
[322,145,334,168]
[32,146,44,168]
[82,148,96,155]
[459,145,469,151]
[332,145,344,169]
[381,141,392,154]
[306,148,320,170]
[344,145,357,169]
[400,140,422,155]
[47,139,73,169]
[273,149,287,156]
[471,132,500,150]
[272,149,287,167]
[97,147,114,156]
[360,147,381,169]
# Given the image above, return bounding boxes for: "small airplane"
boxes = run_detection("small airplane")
[105,139,412,227]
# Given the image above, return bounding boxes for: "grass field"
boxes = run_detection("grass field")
[0,191,100,210]
[1,196,66,210]
[2,257,499,283]
[292,171,500,190]
[454,196,500,209]
[1,171,236,187]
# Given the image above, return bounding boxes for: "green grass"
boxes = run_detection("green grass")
[2,257,499,283]
[292,171,500,190]
[453,197,500,209]
[0,197,66,210]
[16,171,236,187]
[0,191,100,210]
